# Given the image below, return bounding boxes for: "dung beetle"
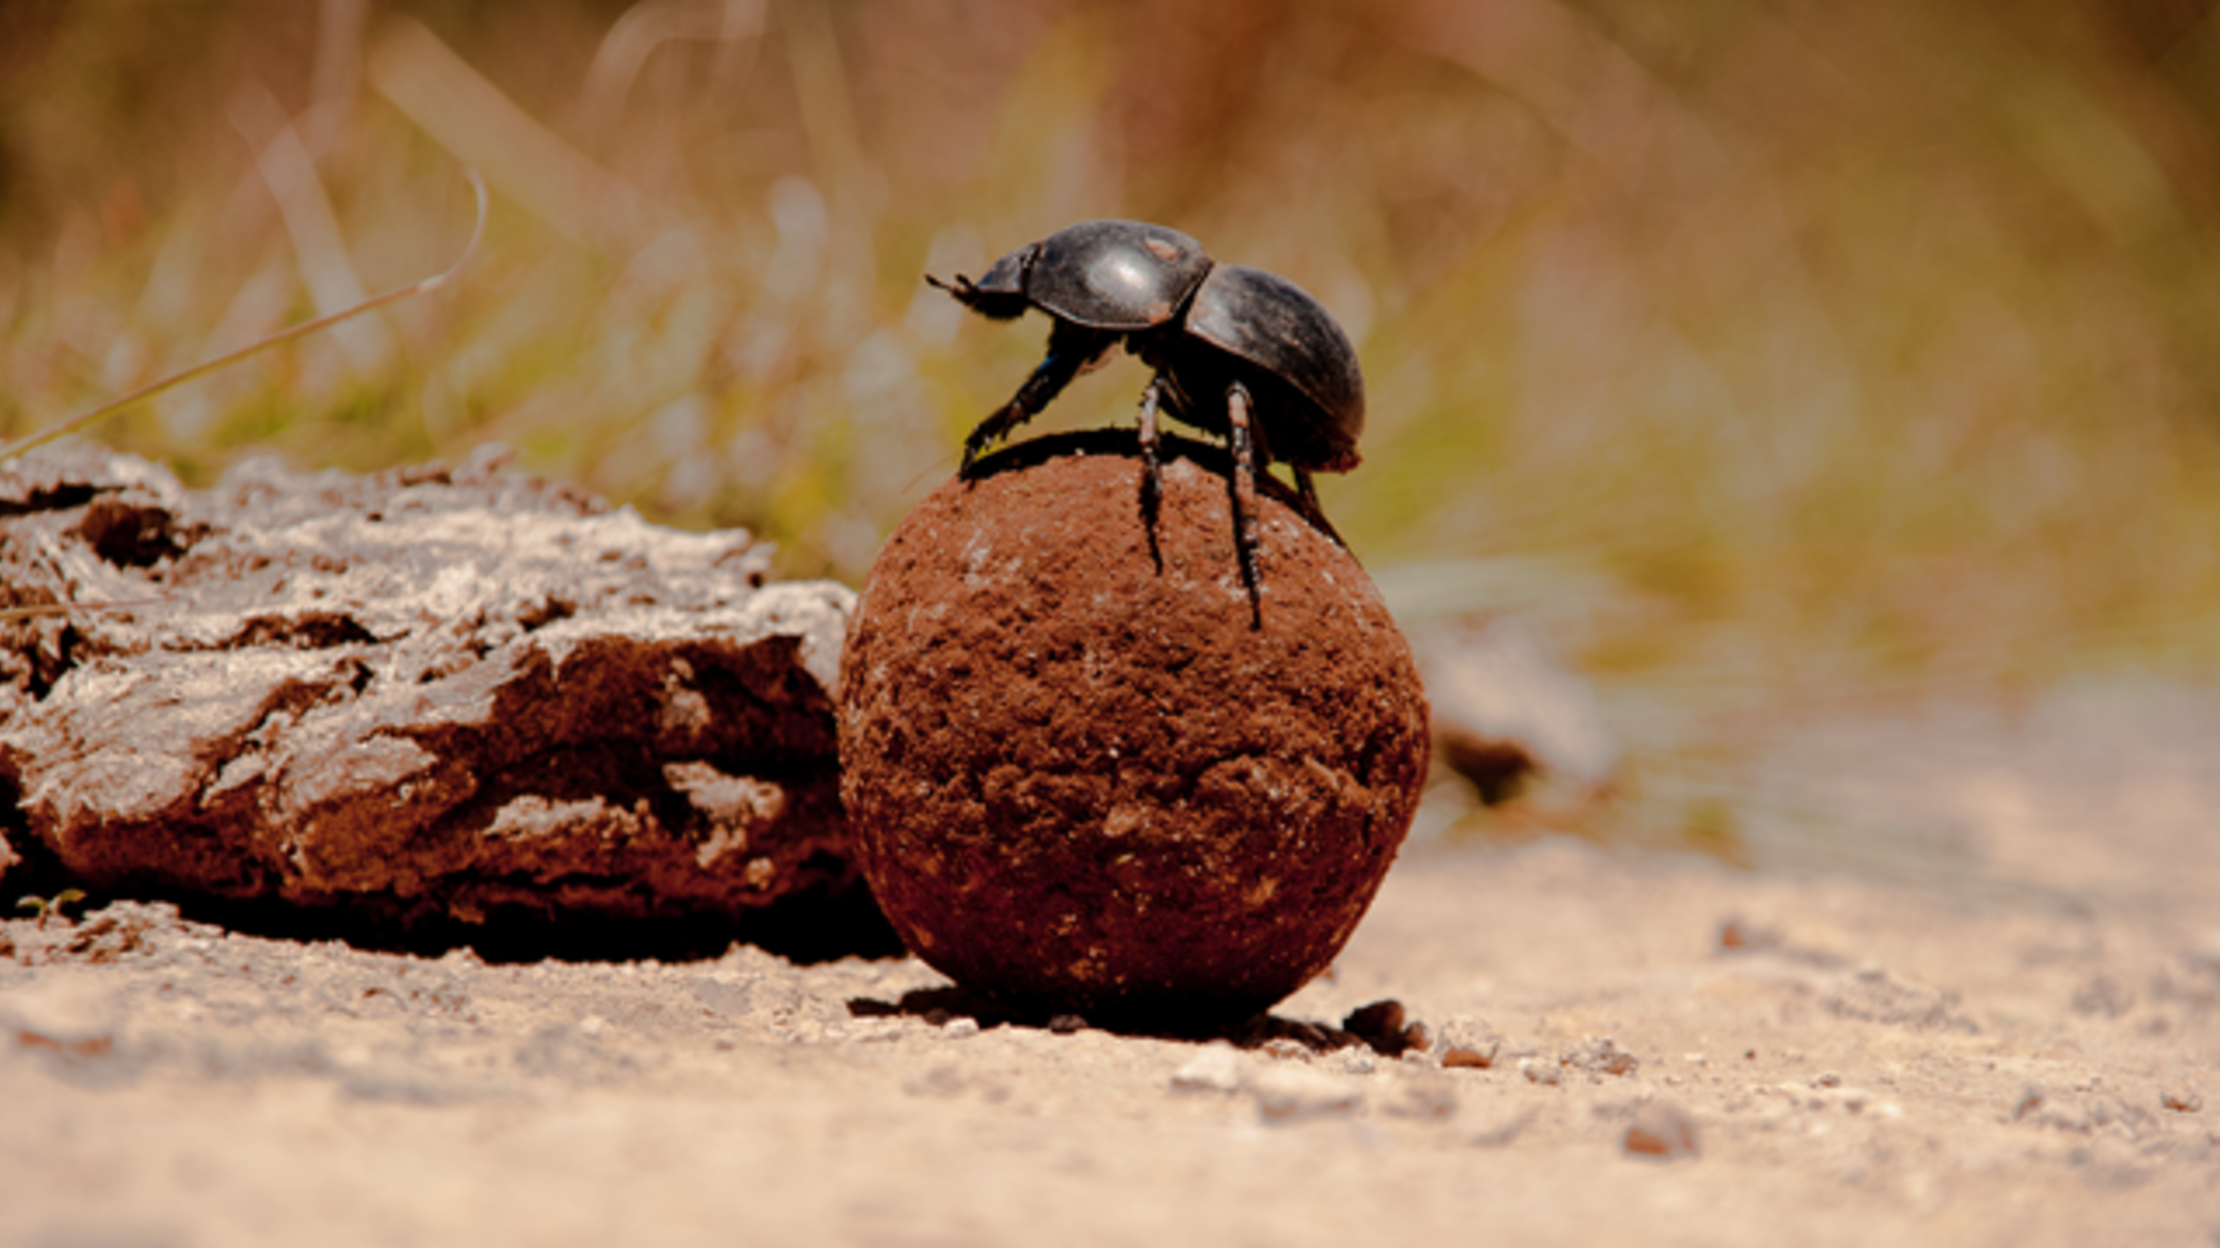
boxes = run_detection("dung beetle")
[928,219,1365,624]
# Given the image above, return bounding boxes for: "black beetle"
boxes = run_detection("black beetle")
[928,219,1365,623]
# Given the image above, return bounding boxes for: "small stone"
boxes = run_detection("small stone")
[2160,1088,2203,1113]
[1046,1014,1088,1035]
[1344,999,1406,1043]
[1518,1057,1562,1086]
[1718,916,1780,952]
[1434,1015,1502,1069]
[942,1016,980,1038]
[1624,1101,1701,1159]
[1563,1035,1639,1078]
[1415,614,1619,804]
[1341,1000,1429,1058]
[1172,1044,1244,1093]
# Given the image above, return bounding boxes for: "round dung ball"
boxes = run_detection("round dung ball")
[838,431,1429,1030]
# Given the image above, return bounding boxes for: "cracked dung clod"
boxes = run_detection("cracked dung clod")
[838,430,1430,1030]
[0,443,859,932]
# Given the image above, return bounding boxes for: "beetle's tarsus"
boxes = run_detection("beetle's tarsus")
[959,400,1024,479]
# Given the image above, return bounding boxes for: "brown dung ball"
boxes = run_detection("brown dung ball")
[838,431,1429,1030]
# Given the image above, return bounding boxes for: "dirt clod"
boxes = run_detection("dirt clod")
[0,445,859,937]
[1343,998,1428,1056]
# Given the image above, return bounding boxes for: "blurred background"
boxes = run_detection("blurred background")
[4,0,2218,858]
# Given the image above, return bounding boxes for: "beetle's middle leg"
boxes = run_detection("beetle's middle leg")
[1136,376,1166,571]
[1225,382,1264,629]
[960,322,1114,477]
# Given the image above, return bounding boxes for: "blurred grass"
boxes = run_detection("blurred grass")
[5,0,2220,726]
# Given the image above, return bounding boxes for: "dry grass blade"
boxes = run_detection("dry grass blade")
[0,169,489,467]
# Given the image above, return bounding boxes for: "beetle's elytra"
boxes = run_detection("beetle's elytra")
[929,219,1365,625]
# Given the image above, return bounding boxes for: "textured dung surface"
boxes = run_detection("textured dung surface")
[0,444,858,933]
[839,431,1430,1027]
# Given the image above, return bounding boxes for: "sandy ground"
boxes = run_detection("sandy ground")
[2,680,2216,1247]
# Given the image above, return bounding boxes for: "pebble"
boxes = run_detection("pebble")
[942,1017,980,1039]
[1518,1058,1562,1086]
[1433,1015,1502,1069]
[1624,1100,1701,1159]
[1717,916,1781,951]
[1343,999,1428,1056]
[1562,1036,1639,1078]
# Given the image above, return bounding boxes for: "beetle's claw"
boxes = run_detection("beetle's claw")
[959,414,1010,479]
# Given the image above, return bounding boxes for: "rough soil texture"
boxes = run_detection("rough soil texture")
[0,683,2215,1244]
[0,445,857,931]
[840,433,1429,1026]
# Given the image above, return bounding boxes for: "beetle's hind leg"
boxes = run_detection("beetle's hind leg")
[1292,467,1348,548]
[1225,382,1264,629]
[960,322,1114,477]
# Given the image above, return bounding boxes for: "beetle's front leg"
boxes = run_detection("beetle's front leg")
[1225,381,1264,629]
[961,322,1114,478]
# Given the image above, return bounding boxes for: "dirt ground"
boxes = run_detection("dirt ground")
[2,679,2215,1247]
